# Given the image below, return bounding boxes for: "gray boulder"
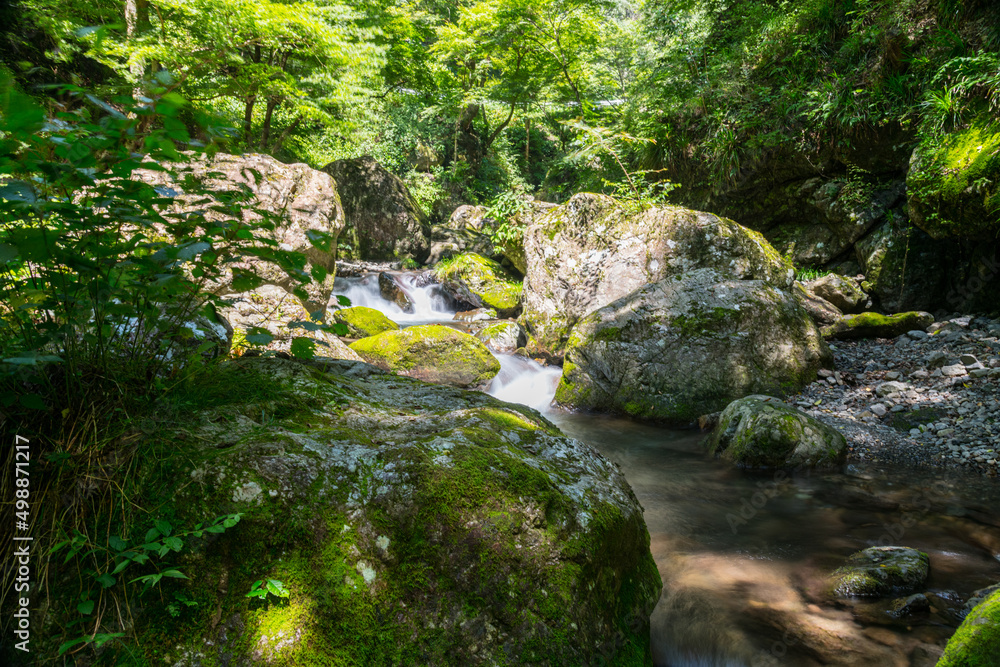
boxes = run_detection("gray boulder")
[521,193,794,359]
[805,273,867,313]
[324,156,430,262]
[792,281,843,326]
[137,152,344,314]
[73,357,662,665]
[553,269,830,422]
[705,395,847,468]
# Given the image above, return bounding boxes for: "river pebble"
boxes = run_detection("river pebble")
[787,314,1000,477]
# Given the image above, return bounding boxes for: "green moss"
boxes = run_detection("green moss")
[349,324,500,388]
[434,252,523,315]
[820,311,933,340]
[670,306,740,337]
[909,119,1000,239]
[938,589,1000,667]
[332,306,399,338]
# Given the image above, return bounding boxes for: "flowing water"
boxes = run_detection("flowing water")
[331,273,1000,667]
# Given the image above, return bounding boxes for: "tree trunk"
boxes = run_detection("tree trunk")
[243,96,256,143]
[260,98,279,149]
[269,115,302,154]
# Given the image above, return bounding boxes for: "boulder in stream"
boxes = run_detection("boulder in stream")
[473,321,528,354]
[830,546,929,598]
[520,193,795,359]
[58,357,661,664]
[378,272,415,313]
[938,587,1000,667]
[553,269,830,422]
[349,324,500,389]
[706,395,847,469]
[434,252,523,318]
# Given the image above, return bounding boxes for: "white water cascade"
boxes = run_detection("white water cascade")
[330,273,560,410]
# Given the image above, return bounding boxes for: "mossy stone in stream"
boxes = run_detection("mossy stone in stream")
[434,252,523,318]
[79,357,662,666]
[706,395,847,469]
[332,306,400,338]
[830,546,929,598]
[938,588,1000,667]
[349,323,500,389]
[820,311,934,340]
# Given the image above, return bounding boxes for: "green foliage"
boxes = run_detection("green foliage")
[51,514,241,657]
[485,191,530,248]
[246,578,291,602]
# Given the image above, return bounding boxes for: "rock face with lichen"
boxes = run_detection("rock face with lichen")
[553,270,830,422]
[137,152,344,314]
[323,156,430,262]
[706,395,847,468]
[434,253,523,318]
[830,546,929,598]
[123,357,663,665]
[520,193,796,359]
[349,324,500,389]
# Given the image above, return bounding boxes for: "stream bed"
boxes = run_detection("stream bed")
[333,272,1000,667]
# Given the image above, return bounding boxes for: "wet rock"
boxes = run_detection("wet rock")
[886,593,930,618]
[378,272,415,313]
[473,321,528,354]
[434,253,523,318]
[453,308,497,322]
[706,395,847,468]
[831,546,930,598]
[349,324,500,389]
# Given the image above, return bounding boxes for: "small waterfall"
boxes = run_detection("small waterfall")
[331,274,453,324]
[487,354,561,412]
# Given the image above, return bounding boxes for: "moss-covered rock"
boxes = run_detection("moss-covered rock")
[62,358,660,666]
[830,546,929,598]
[349,324,500,389]
[821,311,934,339]
[792,281,843,326]
[434,253,523,318]
[520,193,794,359]
[706,395,847,469]
[332,306,400,338]
[553,268,831,422]
[938,587,1000,667]
[473,320,527,354]
[908,119,1000,240]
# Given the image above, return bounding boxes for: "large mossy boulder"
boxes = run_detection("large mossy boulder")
[821,311,934,339]
[332,306,399,338]
[323,155,430,262]
[553,269,830,422]
[908,120,1000,240]
[830,546,930,598]
[521,193,794,359]
[138,153,344,314]
[105,358,661,665]
[938,588,1000,667]
[706,395,847,469]
[434,253,523,318]
[349,324,500,389]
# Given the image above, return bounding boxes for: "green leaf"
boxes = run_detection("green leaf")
[162,536,183,552]
[155,519,172,537]
[290,337,316,360]
[77,599,95,615]
[145,527,161,543]
[92,633,126,649]
[222,514,241,528]
[19,394,46,410]
[109,536,128,552]
[58,637,91,656]
[111,559,131,575]
[161,569,189,579]
[336,295,351,307]
[95,573,116,588]
[231,271,264,292]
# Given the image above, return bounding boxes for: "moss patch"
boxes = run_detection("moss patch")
[938,588,1000,667]
[332,306,399,338]
[434,253,523,317]
[821,311,934,340]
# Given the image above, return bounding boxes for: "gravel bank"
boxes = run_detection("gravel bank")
[787,315,1000,477]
